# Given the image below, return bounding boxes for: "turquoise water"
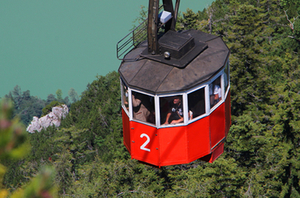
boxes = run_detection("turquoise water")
[0,0,214,99]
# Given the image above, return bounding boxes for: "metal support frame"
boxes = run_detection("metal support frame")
[163,0,180,31]
[147,0,180,54]
[147,0,160,54]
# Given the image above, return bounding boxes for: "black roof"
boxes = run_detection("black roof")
[118,29,230,94]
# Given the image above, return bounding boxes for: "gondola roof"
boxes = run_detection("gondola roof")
[118,29,230,94]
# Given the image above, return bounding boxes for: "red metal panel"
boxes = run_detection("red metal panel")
[209,141,224,163]
[158,126,188,166]
[199,141,224,163]
[122,109,131,152]
[122,95,230,167]
[210,103,225,148]
[187,116,211,162]
[225,91,231,136]
[130,121,159,166]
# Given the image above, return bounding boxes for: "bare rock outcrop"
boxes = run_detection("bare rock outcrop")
[26,104,69,133]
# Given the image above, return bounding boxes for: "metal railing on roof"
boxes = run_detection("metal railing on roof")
[116,5,164,60]
[116,18,148,60]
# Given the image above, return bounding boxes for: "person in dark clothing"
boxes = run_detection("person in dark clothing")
[163,96,184,124]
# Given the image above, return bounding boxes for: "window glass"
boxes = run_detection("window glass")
[121,82,129,112]
[188,88,205,121]
[209,76,222,109]
[132,91,155,125]
[160,95,184,125]
[224,62,229,92]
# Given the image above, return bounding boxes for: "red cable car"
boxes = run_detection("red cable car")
[117,0,231,167]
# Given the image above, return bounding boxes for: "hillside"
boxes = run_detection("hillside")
[2,0,300,197]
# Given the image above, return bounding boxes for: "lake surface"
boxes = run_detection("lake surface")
[0,0,214,99]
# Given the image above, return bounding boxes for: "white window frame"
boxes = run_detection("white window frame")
[121,61,230,128]
[120,79,130,117]
[208,70,225,113]
[224,60,230,100]
[130,88,156,127]
[156,92,186,128]
[186,84,208,124]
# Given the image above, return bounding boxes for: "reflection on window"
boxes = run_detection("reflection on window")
[209,76,222,109]
[188,88,205,121]
[160,95,184,125]
[132,91,155,125]
[121,82,129,111]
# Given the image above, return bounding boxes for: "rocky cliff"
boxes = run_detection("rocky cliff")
[26,104,69,133]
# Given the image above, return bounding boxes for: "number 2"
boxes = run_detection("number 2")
[140,133,150,152]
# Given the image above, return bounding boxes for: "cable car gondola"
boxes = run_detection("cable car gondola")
[117,0,231,167]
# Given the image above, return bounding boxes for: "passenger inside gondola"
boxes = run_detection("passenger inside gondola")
[132,91,155,124]
[209,77,222,108]
[122,84,129,111]
[162,95,184,125]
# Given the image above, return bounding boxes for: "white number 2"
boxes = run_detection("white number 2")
[140,133,151,152]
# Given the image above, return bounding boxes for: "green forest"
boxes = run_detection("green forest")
[1,0,300,197]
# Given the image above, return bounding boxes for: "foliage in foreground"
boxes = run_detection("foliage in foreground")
[0,99,57,198]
